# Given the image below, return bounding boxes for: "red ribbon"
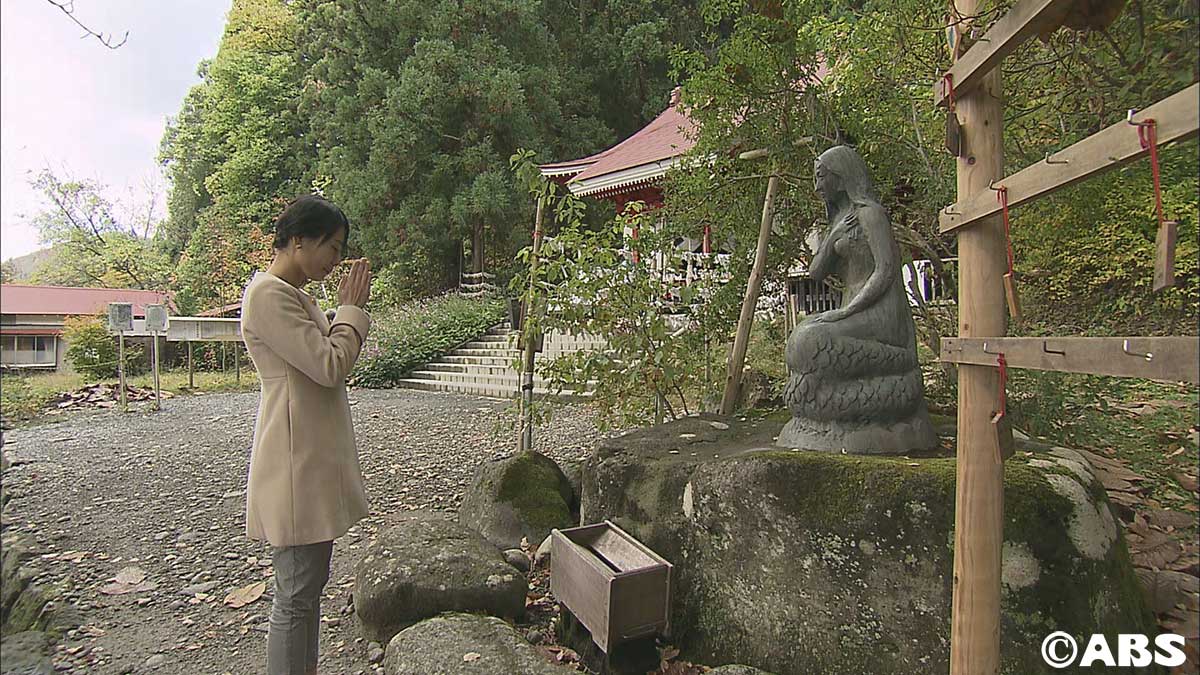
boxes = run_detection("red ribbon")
[996,187,1014,275]
[1137,119,1165,229]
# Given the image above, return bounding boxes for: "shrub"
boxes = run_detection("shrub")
[351,293,505,387]
[63,315,143,380]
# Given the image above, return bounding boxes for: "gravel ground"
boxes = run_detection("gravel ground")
[1,388,607,675]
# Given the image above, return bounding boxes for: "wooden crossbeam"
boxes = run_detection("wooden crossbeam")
[940,336,1200,383]
[933,0,1073,107]
[940,84,1200,233]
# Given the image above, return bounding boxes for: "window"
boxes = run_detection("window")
[0,336,15,351]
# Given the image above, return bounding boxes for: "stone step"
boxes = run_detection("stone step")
[423,362,518,376]
[450,347,521,358]
[440,355,517,367]
[395,378,589,400]
[408,371,596,388]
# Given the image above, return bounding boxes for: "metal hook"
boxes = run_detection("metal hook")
[1044,151,1069,165]
[988,179,1005,192]
[1042,340,1065,355]
[1126,109,1153,127]
[982,341,1003,355]
[943,204,960,215]
[1121,339,1153,361]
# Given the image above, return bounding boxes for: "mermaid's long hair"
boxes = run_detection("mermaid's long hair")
[816,145,880,223]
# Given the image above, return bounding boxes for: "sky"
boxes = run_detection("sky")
[1,0,232,262]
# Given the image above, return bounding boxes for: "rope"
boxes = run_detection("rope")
[1136,119,1165,229]
[996,352,1008,418]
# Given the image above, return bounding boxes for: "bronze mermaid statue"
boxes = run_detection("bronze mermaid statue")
[778,145,937,454]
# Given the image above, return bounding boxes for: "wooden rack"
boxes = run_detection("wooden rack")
[935,2,1197,673]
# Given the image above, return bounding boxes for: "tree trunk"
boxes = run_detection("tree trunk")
[472,223,485,275]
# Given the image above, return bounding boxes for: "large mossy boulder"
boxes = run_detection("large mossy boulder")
[354,513,526,644]
[459,451,575,550]
[579,413,1157,675]
[383,613,576,675]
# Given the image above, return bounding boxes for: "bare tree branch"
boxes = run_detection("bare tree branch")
[45,0,128,49]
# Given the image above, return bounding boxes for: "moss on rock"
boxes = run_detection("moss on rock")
[578,414,1158,675]
[459,451,574,550]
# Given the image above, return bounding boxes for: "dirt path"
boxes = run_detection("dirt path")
[2,388,604,674]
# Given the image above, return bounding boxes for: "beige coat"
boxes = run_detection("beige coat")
[240,271,371,547]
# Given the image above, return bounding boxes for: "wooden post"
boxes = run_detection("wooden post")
[235,341,241,384]
[519,196,546,452]
[221,342,227,374]
[187,342,194,389]
[117,331,127,412]
[719,172,780,416]
[950,1,1010,672]
[152,332,161,410]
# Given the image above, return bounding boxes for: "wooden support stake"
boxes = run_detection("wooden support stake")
[1154,220,1177,291]
[187,342,194,389]
[719,173,780,416]
[949,1,1007,670]
[519,196,546,452]
[117,331,128,412]
[152,332,161,410]
[940,84,1199,233]
[940,336,1200,383]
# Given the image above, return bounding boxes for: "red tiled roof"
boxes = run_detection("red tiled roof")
[0,284,174,317]
[569,104,698,184]
[198,302,242,317]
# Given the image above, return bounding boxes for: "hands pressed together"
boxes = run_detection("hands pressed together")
[338,258,372,308]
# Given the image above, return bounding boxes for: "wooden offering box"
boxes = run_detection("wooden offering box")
[550,520,673,654]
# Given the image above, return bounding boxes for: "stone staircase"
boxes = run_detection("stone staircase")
[396,323,604,399]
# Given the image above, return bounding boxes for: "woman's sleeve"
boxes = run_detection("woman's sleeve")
[244,283,371,388]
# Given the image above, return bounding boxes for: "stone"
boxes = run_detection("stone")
[353,512,525,644]
[534,535,553,567]
[383,613,575,674]
[142,654,167,670]
[503,549,530,574]
[779,145,936,455]
[2,535,34,620]
[367,646,384,664]
[458,451,575,550]
[178,581,219,596]
[708,667,778,675]
[579,414,1156,675]
[0,631,54,675]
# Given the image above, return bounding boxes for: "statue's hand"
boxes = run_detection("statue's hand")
[811,310,843,324]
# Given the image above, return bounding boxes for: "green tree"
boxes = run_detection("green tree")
[160,0,309,313]
[27,170,171,290]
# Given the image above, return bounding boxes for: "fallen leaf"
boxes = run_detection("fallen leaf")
[463,652,481,663]
[1135,568,1198,614]
[1132,532,1184,569]
[224,581,266,609]
[1175,472,1199,493]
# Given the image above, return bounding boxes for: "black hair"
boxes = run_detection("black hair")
[272,195,350,250]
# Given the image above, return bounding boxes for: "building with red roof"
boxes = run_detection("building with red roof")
[0,284,173,370]
[541,87,697,213]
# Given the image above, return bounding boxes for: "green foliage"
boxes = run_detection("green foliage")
[351,294,505,388]
[160,0,306,313]
[62,316,143,381]
[510,151,732,427]
[27,170,171,290]
[0,375,48,424]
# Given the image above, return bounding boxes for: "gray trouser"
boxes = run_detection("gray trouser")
[268,541,334,675]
